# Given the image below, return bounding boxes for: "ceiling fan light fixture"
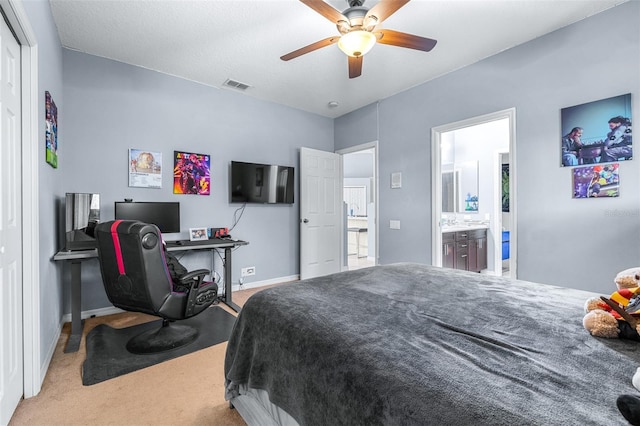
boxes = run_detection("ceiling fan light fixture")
[338,30,376,57]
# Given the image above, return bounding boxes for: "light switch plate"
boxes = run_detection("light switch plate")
[390,220,401,230]
[391,172,402,188]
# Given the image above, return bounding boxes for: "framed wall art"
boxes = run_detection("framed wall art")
[572,163,619,198]
[501,164,509,212]
[173,151,210,195]
[45,91,58,168]
[129,149,162,188]
[561,93,632,167]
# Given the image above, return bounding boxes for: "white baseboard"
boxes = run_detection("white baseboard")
[61,305,125,323]
[39,323,62,392]
[232,274,299,292]
[61,276,298,323]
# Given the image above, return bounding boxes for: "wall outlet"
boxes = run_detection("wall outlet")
[241,266,256,277]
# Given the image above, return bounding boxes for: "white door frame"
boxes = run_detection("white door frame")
[337,141,379,269]
[0,0,40,398]
[431,108,517,278]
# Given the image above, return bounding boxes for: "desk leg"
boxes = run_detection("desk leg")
[220,247,241,313]
[64,260,84,353]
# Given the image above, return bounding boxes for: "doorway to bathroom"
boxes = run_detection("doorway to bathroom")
[431,108,516,277]
[339,143,378,271]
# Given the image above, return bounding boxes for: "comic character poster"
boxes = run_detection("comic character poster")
[173,151,210,195]
[561,93,632,167]
[45,91,58,168]
[572,163,619,198]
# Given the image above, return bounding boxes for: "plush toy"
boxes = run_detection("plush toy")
[584,270,640,424]
[583,288,640,340]
[616,267,640,290]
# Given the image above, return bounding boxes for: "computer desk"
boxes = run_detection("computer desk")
[53,238,248,353]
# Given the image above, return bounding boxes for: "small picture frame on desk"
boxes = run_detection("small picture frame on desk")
[189,227,208,241]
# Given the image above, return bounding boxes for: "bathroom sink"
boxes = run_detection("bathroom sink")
[442,224,488,232]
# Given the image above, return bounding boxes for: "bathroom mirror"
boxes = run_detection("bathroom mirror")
[442,160,479,213]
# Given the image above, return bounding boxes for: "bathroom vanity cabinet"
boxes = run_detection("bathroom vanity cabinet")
[442,228,487,272]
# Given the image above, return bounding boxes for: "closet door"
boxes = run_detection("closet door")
[0,14,23,425]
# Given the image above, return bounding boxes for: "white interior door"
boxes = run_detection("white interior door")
[0,14,23,425]
[300,147,341,280]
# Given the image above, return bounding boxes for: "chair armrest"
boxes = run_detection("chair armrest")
[179,269,210,317]
[177,269,210,284]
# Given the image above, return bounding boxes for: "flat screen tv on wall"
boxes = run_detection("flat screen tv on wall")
[230,161,295,204]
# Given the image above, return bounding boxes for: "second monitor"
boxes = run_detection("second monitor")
[114,201,180,233]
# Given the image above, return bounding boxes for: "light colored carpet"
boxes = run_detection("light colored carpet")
[10,283,285,426]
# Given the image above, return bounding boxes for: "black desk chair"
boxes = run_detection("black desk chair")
[95,220,219,354]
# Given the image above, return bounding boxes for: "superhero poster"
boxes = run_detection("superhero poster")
[173,151,210,195]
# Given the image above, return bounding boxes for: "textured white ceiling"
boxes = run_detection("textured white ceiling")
[49,0,626,118]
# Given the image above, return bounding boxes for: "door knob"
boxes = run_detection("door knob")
[302,218,309,224]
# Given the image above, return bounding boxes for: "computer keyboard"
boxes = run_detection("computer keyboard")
[166,238,234,248]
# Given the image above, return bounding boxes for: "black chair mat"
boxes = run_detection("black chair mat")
[82,306,236,386]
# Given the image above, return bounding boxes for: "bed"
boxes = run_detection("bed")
[224,263,640,425]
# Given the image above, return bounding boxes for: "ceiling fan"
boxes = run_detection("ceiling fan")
[281,0,437,79]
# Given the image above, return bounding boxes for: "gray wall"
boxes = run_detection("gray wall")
[335,1,640,294]
[23,0,66,369]
[61,50,334,312]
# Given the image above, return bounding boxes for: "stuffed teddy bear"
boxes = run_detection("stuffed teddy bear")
[583,269,640,424]
[616,267,640,290]
[583,288,640,340]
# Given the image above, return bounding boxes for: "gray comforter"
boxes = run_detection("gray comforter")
[225,263,640,425]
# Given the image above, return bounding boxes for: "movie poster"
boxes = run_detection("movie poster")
[173,151,210,195]
[45,91,58,168]
[572,163,619,198]
[129,149,162,188]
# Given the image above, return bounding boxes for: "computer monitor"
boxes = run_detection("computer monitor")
[65,193,100,250]
[114,201,181,233]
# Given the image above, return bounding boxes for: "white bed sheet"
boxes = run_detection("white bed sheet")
[230,384,299,426]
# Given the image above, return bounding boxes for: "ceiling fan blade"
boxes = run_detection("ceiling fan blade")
[348,55,363,79]
[300,0,348,24]
[281,36,340,61]
[374,29,437,52]
[365,0,410,26]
